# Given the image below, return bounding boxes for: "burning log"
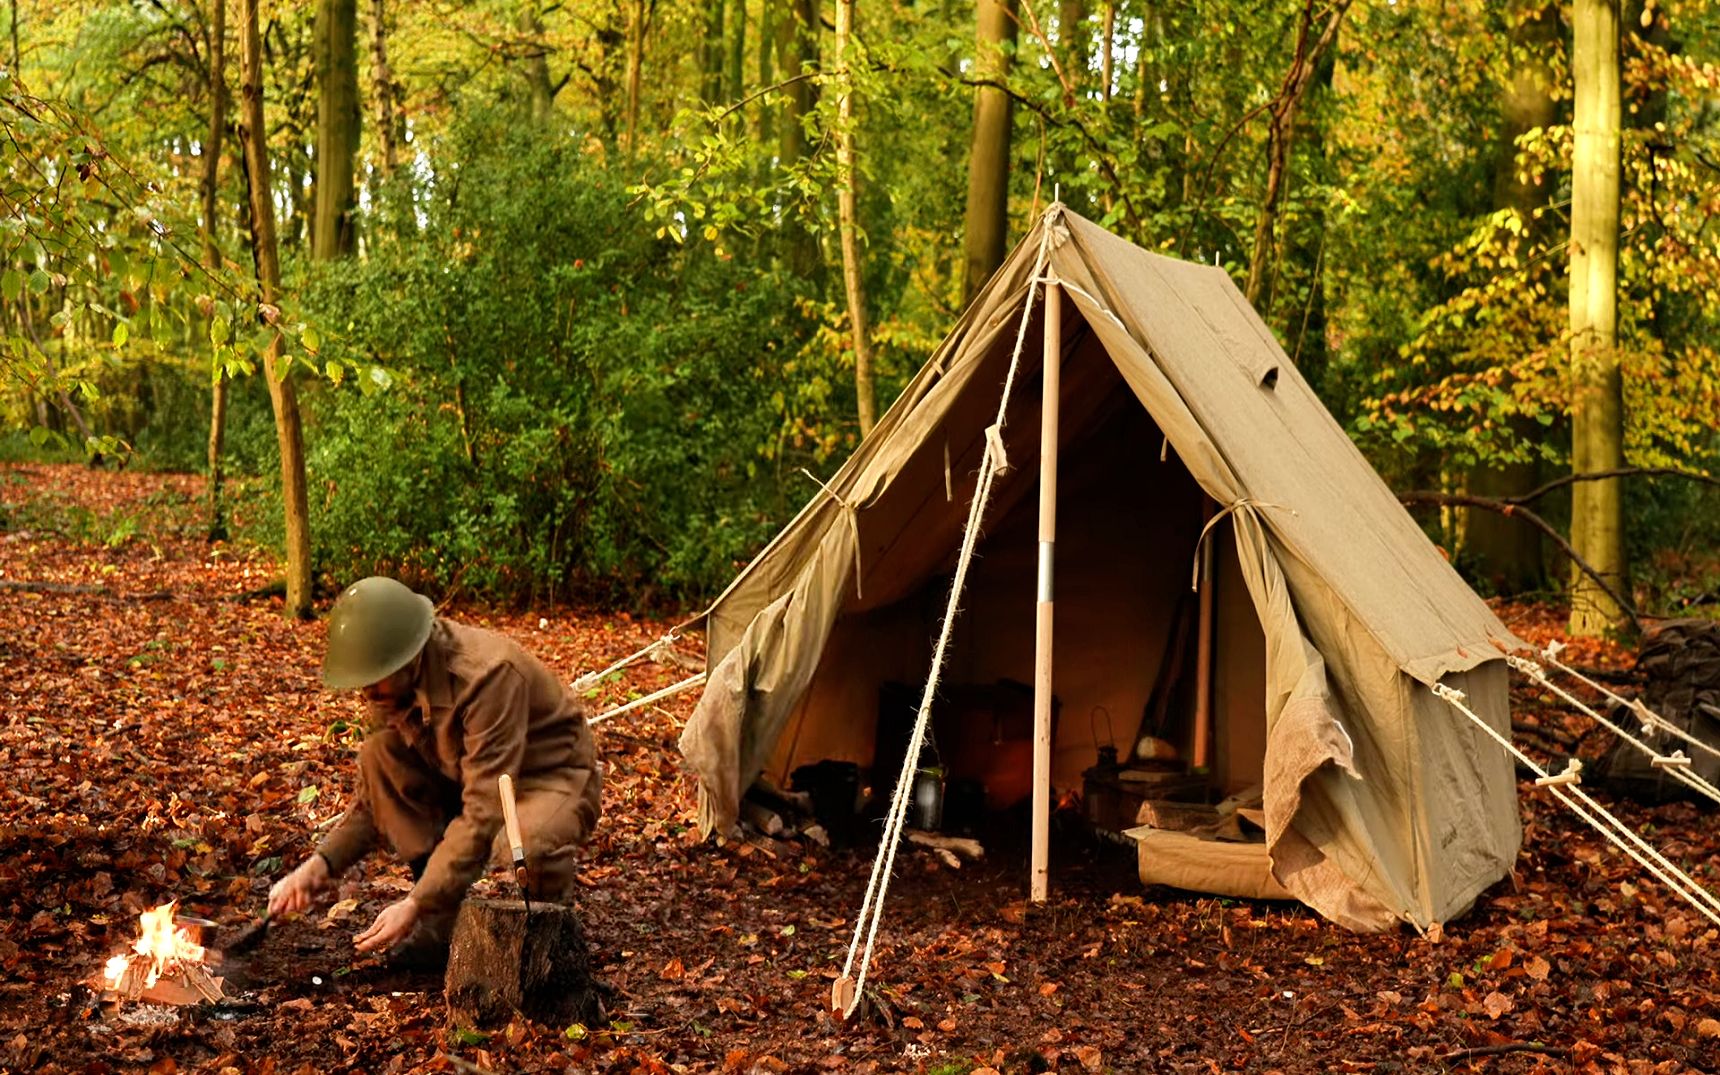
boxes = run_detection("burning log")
[96,901,226,1006]
[444,899,599,1030]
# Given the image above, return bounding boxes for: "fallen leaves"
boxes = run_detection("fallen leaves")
[1,466,1718,1074]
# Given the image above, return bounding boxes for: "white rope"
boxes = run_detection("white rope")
[1431,683,1720,926]
[570,629,689,695]
[1507,655,1720,807]
[1539,641,1720,763]
[836,209,1061,1018]
[588,673,707,725]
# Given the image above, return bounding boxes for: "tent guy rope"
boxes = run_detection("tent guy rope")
[1505,655,1720,807]
[1538,641,1720,763]
[1430,682,1720,927]
[570,629,690,695]
[832,205,1063,1021]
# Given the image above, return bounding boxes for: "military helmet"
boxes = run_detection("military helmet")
[322,577,435,689]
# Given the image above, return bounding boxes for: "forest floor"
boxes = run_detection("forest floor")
[1,462,1717,1075]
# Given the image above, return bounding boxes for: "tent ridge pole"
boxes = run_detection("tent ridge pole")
[1032,275,1062,903]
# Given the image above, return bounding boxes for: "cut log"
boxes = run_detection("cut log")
[906,831,984,860]
[740,800,786,836]
[1133,800,1222,832]
[444,899,600,1030]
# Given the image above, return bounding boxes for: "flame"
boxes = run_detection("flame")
[102,901,207,990]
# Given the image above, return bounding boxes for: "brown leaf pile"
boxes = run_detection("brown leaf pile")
[1,464,1716,1074]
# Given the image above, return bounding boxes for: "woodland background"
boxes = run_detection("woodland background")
[2,0,1720,627]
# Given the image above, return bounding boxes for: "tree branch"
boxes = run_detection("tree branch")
[1397,491,1640,631]
[1509,466,1720,506]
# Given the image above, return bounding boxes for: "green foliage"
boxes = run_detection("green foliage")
[289,119,807,603]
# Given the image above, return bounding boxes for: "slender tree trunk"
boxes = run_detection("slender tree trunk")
[755,0,776,146]
[1243,0,1349,316]
[728,0,745,109]
[834,0,875,435]
[10,0,19,72]
[1568,0,1627,636]
[1464,3,1558,595]
[1099,1,1114,102]
[962,0,1019,305]
[779,0,820,277]
[703,0,726,101]
[203,0,231,541]
[1057,0,1085,96]
[312,0,359,258]
[625,0,652,153]
[370,0,398,178]
[241,0,314,620]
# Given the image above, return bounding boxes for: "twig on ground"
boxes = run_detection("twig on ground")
[1436,1042,1570,1061]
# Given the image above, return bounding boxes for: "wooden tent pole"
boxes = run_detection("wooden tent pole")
[1031,277,1062,903]
[1193,500,1215,772]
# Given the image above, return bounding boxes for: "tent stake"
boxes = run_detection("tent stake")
[1032,276,1062,902]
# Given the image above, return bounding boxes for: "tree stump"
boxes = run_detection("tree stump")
[444,899,600,1030]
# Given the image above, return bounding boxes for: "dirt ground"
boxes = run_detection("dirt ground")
[1,463,1716,1074]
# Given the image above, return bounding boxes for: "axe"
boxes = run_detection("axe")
[498,774,531,913]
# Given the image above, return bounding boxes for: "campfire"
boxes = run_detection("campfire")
[98,901,226,1005]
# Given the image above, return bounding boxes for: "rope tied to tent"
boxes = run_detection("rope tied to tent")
[1537,641,1720,763]
[800,467,866,600]
[1430,681,1720,927]
[1505,655,1720,807]
[1189,498,1297,592]
[571,628,692,695]
[833,205,1062,1021]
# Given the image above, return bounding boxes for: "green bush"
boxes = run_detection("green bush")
[282,118,810,605]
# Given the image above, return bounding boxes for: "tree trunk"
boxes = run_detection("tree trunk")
[755,0,776,146]
[728,0,746,110]
[517,5,560,122]
[779,0,820,277]
[312,0,359,258]
[1243,0,1349,316]
[1099,1,1114,102]
[625,0,653,153]
[203,0,231,541]
[1463,3,1559,595]
[241,0,315,620]
[703,0,726,101]
[1057,0,1085,97]
[834,0,875,435]
[370,0,399,179]
[962,0,1018,306]
[1568,0,1627,636]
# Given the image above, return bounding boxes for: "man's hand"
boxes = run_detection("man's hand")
[267,854,330,918]
[354,896,420,953]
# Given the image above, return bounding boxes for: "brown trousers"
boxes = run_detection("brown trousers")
[355,728,601,903]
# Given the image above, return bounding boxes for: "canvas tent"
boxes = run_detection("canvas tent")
[679,206,1525,932]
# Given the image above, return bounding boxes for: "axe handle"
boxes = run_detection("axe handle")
[498,774,527,862]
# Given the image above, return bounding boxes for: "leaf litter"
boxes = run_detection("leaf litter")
[1,463,1716,1073]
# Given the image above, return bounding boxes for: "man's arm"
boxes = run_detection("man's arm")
[408,666,529,915]
[314,779,379,876]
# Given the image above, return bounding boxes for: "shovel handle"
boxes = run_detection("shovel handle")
[498,773,526,859]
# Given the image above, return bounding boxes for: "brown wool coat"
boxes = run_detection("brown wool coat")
[317,619,601,913]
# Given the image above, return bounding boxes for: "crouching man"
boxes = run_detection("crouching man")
[268,576,602,968]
